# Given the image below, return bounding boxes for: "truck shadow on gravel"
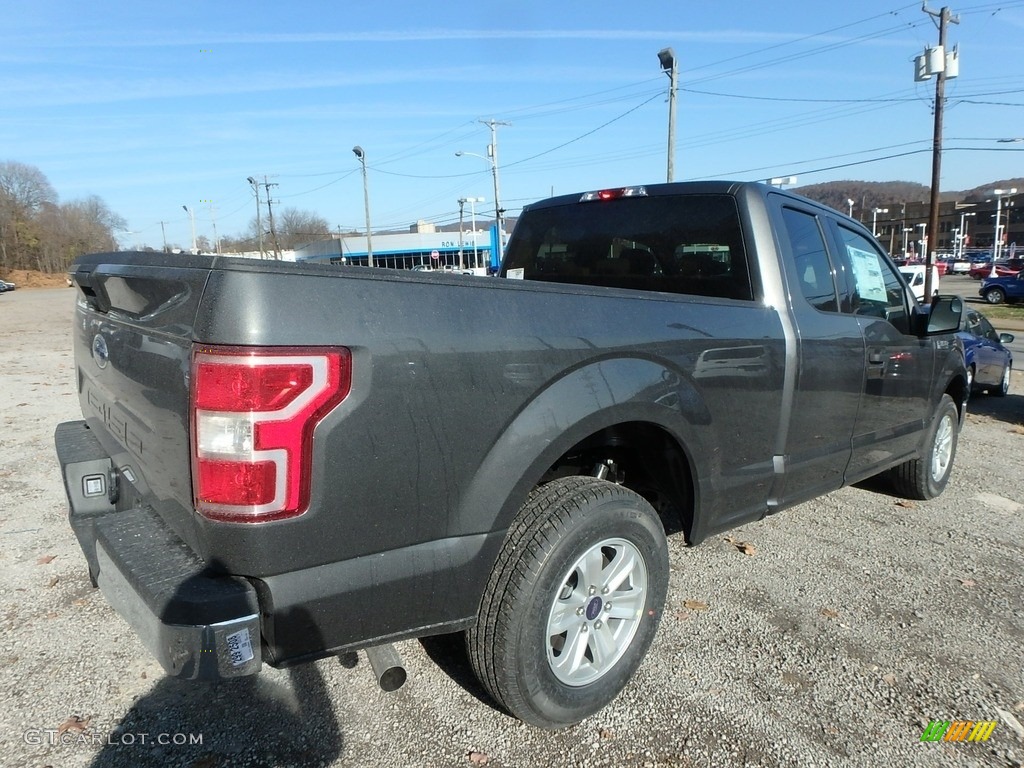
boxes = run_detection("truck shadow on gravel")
[963,392,1024,428]
[418,632,500,711]
[88,607,344,768]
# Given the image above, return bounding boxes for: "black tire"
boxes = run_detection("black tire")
[467,476,669,729]
[888,394,959,500]
[984,287,1006,305]
[992,362,1011,397]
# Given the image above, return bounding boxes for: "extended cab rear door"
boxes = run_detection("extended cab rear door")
[770,200,864,506]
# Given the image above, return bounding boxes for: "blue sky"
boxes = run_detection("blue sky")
[3,0,1023,250]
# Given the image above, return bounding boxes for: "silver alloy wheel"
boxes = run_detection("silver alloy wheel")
[545,538,648,687]
[930,409,955,483]
[1001,364,1011,395]
[966,364,974,391]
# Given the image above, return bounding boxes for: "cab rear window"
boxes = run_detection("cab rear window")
[502,195,753,301]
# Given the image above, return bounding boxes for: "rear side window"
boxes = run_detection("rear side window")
[502,194,753,301]
[780,207,838,312]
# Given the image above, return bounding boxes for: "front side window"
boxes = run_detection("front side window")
[831,224,910,333]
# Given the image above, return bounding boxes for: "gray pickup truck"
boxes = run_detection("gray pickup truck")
[56,181,967,728]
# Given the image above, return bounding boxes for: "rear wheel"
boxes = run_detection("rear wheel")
[467,476,669,728]
[888,394,959,500]
[984,286,1006,304]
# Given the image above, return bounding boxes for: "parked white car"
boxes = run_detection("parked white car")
[899,264,940,302]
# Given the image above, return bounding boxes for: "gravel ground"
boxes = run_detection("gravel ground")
[1,286,1022,768]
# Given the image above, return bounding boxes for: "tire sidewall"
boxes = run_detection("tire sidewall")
[923,395,959,497]
[509,496,668,727]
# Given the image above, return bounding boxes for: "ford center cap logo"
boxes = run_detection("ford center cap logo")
[91,334,109,369]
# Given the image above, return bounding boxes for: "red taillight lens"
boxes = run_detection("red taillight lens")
[190,346,351,523]
[195,363,315,411]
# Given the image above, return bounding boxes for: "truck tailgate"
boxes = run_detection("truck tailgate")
[72,254,213,552]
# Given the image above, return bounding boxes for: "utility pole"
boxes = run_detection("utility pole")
[248,177,265,258]
[920,4,959,301]
[207,202,221,254]
[263,177,282,260]
[159,221,168,253]
[481,119,510,262]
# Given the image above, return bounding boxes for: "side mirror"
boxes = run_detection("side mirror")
[925,294,963,335]
[1000,332,1015,344]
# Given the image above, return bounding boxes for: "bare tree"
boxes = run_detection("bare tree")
[0,161,58,270]
[276,208,330,250]
[0,161,126,273]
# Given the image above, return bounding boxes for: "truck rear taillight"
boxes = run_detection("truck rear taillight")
[190,346,351,523]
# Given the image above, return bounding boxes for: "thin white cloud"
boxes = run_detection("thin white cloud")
[7,28,829,48]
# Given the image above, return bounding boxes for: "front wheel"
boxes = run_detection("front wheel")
[992,363,1011,397]
[984,287,1006,304]
[467,476,669,728]
[888,394,959,500]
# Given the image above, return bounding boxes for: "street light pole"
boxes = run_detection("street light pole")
[466,197,483,270]
[956,210,975,259]
[847,199,855,218]
[457,198,466,269]
[991,188,1017,273]
[352,146,373,267]
[182,205,197,253]
[658,48,678,183]
[872,207,889,238]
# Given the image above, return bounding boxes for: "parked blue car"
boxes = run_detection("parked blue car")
[980,270,1024,304]
[959,308,1013,396]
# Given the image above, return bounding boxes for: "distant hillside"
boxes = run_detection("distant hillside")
[794,178,1024,211]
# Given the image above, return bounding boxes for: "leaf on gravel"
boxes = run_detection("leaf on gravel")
[958,578,977,588]
[895,500,917,509]
[724,536,757,556]
[57,715,90,735]
[882,673,897,687]
[675,610,690,621]
[598,727,615,739]
[819,607,839,620]
[36,554,56,565]
[46,576,59,588]
[467,751,490,765]
[683,599,709,612]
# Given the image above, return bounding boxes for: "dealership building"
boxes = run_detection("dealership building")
[295,220,504,272]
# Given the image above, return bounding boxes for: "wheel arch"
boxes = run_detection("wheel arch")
[453,357,707,546]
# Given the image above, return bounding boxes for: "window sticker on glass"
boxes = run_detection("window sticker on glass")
[846,246,887,304]
[507,268,525,280]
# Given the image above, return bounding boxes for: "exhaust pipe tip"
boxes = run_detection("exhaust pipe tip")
[364,643,407,692]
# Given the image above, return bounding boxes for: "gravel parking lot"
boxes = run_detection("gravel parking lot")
[1,286,1022,768]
